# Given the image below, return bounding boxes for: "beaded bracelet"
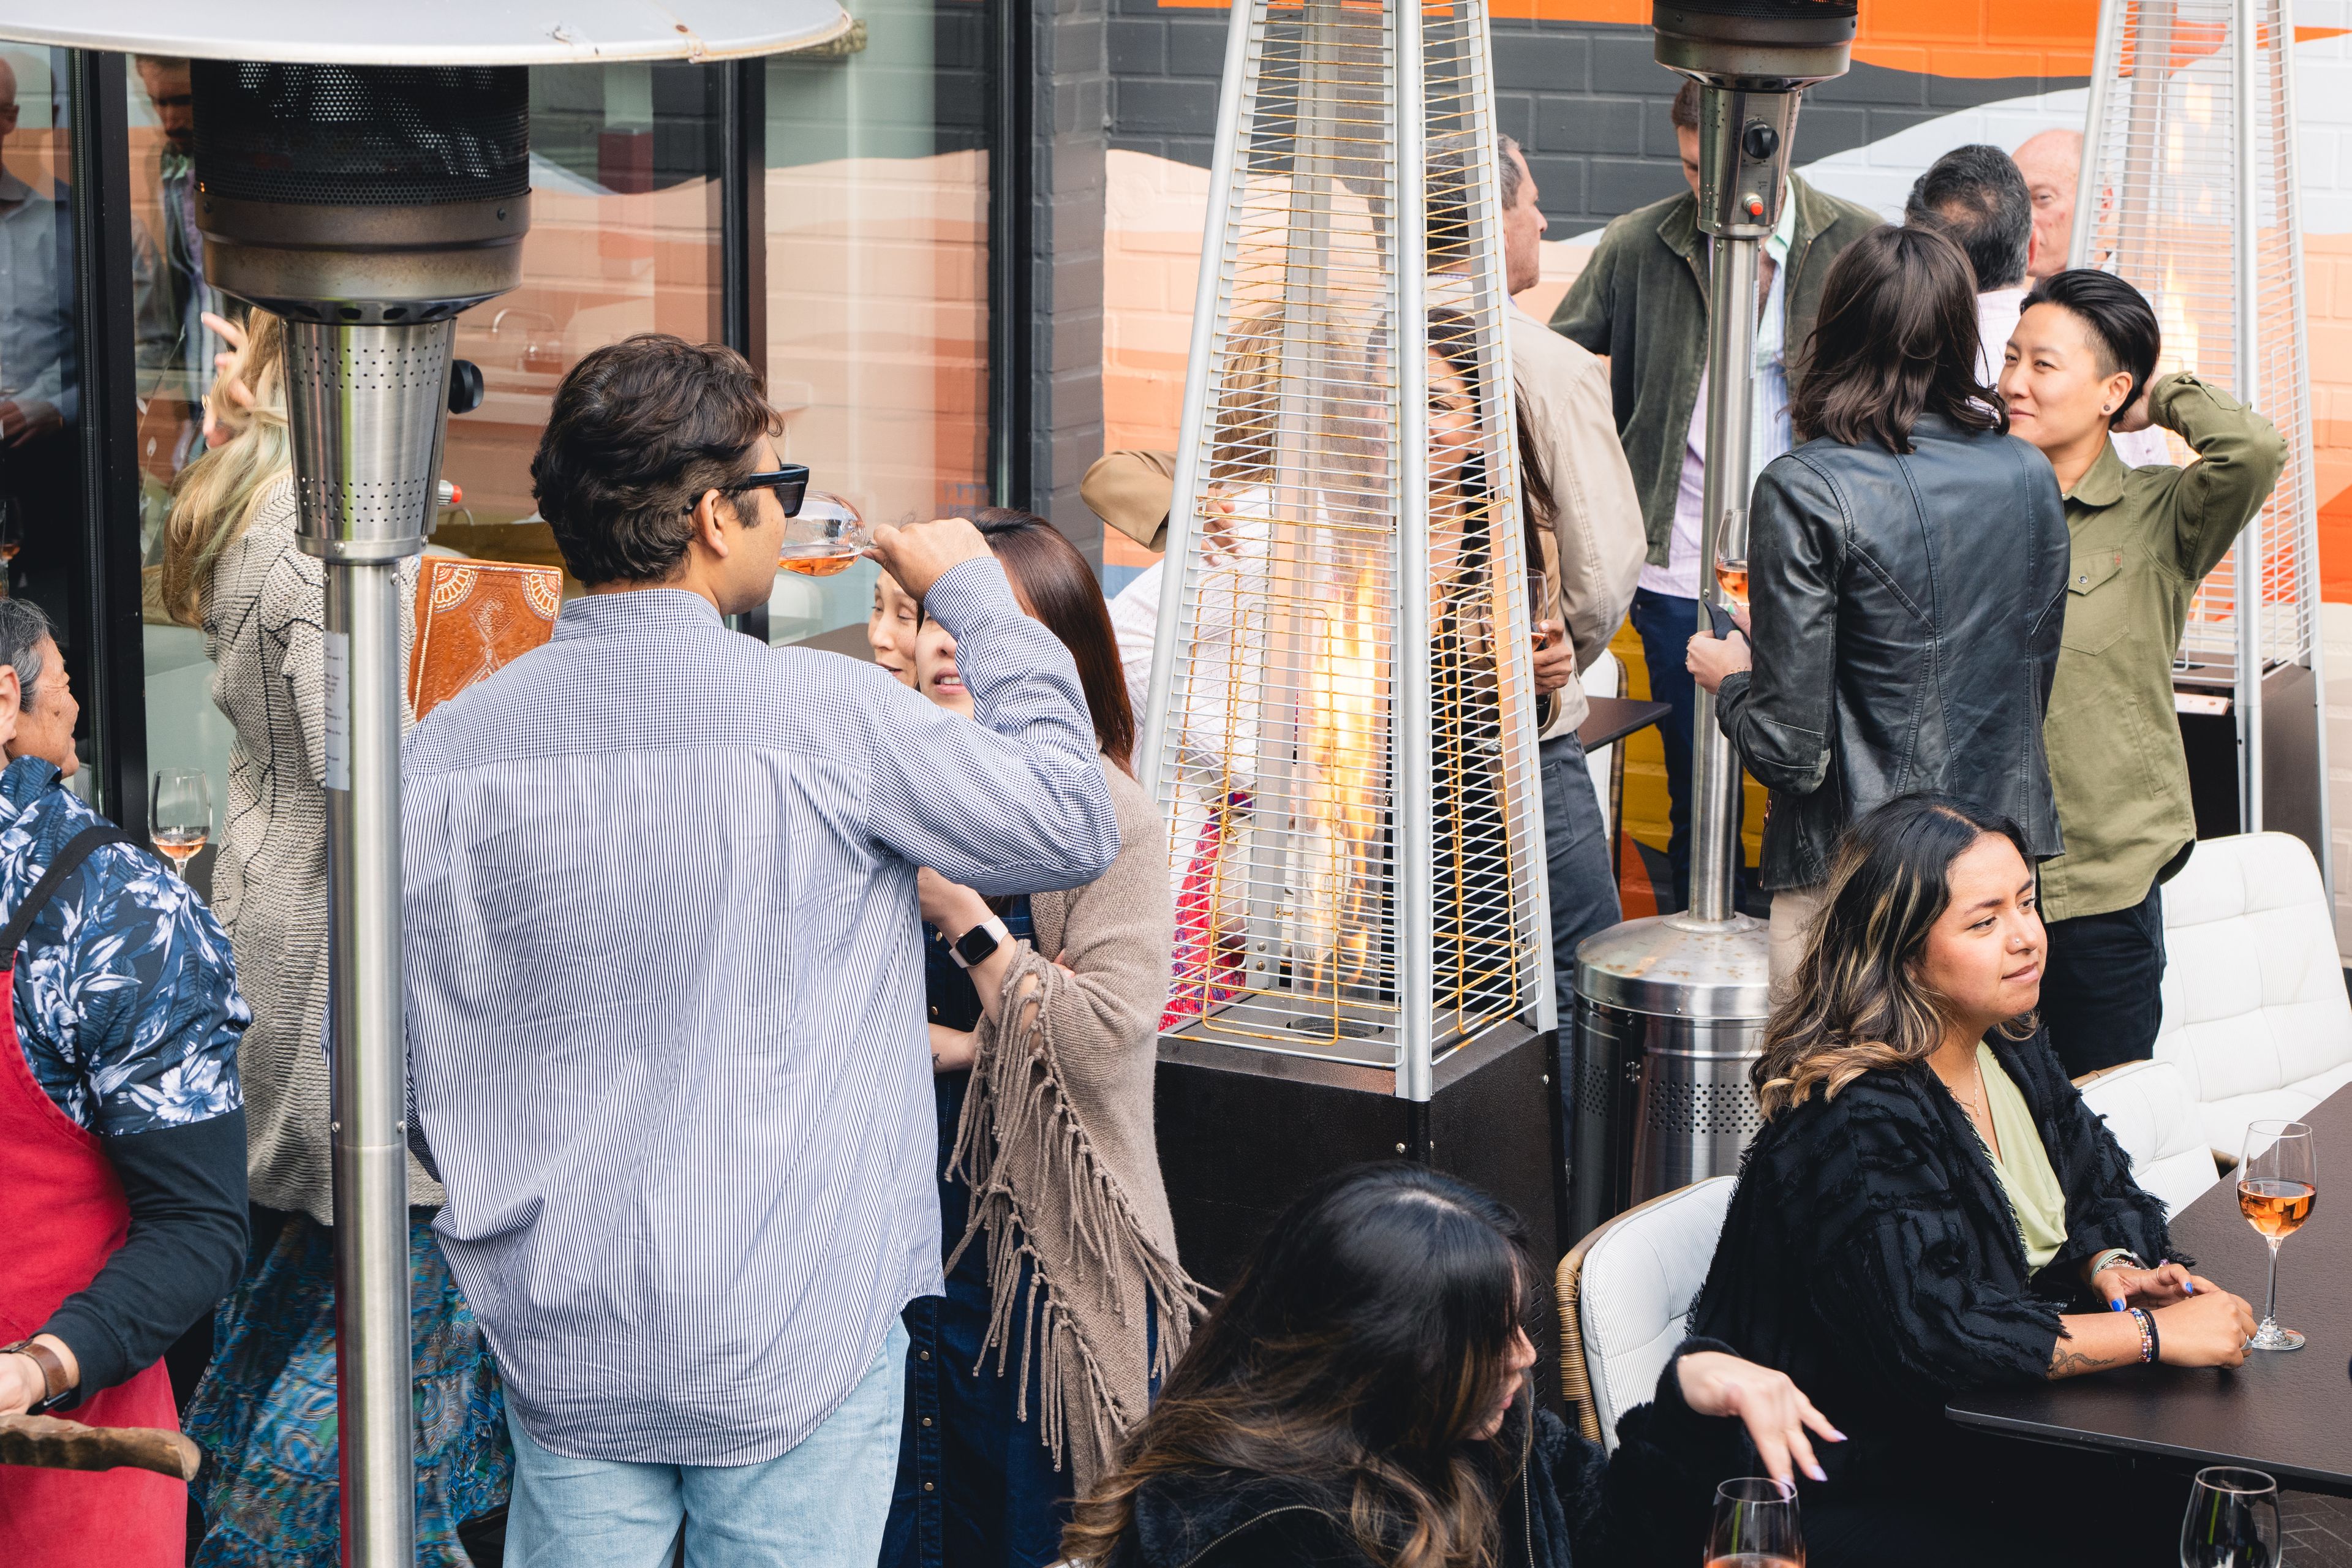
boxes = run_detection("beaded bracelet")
[2128,1306,2158,1365]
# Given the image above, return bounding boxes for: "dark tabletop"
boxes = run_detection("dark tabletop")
[1947,1085,2352,1496]
[1578,695,1672,753]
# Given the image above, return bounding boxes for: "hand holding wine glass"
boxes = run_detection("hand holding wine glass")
[2238,1119,2316,1352]
[150,767,211,879]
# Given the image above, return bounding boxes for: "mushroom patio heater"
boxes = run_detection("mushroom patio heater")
[0,6,846,1562]
[1140,0,1564,1284]
[1566,0,1854,1241]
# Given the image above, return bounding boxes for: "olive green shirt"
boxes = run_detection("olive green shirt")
[1977,1042,2069,1273]
[2039,372,2289,922]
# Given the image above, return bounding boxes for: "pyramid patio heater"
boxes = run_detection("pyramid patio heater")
[1140,0,1566,1279]
[0,6,845,1561]
[1565,0,1854,1242]
[2072,0,2331,878]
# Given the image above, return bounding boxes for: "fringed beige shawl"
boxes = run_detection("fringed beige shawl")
[948,761,1204,1493]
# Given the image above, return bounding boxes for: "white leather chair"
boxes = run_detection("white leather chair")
[1555,1175,1733,1449]
[2155,832,2352,1158]
[2075,1059,2221,1216]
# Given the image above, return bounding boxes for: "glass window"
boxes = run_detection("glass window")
[763,0,993,650]
[0,48,91,796]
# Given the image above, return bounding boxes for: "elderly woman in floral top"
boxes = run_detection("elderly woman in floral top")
[0,595,252,1568]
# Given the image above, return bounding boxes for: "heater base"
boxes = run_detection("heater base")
[1154,1019,1564,1403]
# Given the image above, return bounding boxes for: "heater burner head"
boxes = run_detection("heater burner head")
[192,61,530,323]
[1652,0,1856,89]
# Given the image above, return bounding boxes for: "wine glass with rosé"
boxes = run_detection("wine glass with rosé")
[777,489,871,578]
[150,767,212,879]
[1705,1476,1803,1568]
[2237,1119,2316,1351]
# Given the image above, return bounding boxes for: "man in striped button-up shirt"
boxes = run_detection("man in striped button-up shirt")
[402,336,1119,1566]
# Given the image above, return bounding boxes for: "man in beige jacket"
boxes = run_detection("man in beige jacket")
[1084,134,1645,1033]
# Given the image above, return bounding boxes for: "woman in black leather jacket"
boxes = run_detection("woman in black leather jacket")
[1685,794,2258,1566]
[1062,1165,1841,1568]
[1686,225,2070,981]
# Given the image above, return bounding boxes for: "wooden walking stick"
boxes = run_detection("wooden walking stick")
[0,1413,200,1480]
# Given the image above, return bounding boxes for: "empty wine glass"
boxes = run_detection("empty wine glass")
[1705,1476,1803,1568]
[150,767,211,878]
[2180,1467,2279,1567]
[2237,1119,2316,1351]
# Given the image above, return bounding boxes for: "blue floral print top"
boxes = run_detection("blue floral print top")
[0,756,248,1135]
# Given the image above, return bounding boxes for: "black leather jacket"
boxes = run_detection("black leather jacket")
[1716,411,2068,890]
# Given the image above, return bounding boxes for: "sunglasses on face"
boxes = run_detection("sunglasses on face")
[691,463,809,518]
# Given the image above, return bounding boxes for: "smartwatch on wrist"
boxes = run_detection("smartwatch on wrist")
[3,1339,70,1414]
[950,916,1011,970]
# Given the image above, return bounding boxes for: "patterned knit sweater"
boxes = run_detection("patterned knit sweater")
[203,480,429,1223]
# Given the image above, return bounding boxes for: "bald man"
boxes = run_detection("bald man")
[2013,129,2081,283]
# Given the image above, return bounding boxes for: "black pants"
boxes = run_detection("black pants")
[2040,881,2166,1079]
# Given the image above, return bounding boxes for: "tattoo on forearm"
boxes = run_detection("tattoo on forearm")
[2049,1348,2126,1376]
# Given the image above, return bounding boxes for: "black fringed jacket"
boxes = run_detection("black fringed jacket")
[1687,1027,2176,1496]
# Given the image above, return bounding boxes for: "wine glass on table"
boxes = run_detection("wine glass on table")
[1705,1476,1803,1568]
[150,767,211,879]
[2180,1466,2279,1567]
[2237,1119,2316,1351]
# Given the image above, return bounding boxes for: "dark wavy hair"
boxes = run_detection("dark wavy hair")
[927,508,1135,772]
[1753,793,2038,1117]
[2019,268,2162,429]
[1063,1164,1532,1568]
[1790,224,2004,454]
[530,333,782,586]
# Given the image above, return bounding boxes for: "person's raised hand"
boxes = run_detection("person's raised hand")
[1675,1349,1843,1486]
[1531,619,1572,696]
[916,866,990,938]
[1684,627,1751,695]
[2111,379,2157,434]
[869,515,993,602]
[2154,1286,2257,1368]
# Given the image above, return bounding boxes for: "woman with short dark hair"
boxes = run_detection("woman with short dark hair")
[1065,1163,1841,1568]
[1684,793,2261,1565]
[884,508,1194,1568]
[1686,224,2071,982]
[1998,268,2287,1078]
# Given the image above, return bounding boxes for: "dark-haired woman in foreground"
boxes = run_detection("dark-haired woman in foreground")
[1687,794,2258,1565]
[1066,1164,1842,1568]
[1685,224,2070,984]
[883,508,1197,1568]
[1999,268,2287,1078]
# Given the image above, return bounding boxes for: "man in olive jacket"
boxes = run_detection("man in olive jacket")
[1549,80,1877,908]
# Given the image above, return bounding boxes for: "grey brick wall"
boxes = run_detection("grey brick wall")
[1107,4,2084,235]
[1031,0,1113,567]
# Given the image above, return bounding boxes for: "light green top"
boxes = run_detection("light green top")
[1975,1043,2070,1273]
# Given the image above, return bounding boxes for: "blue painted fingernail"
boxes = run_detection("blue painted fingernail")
[2185,1281,2196,1294]
[2111,1298,2126,1311]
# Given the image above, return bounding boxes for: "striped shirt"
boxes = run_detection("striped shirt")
[401,561,1120,1466]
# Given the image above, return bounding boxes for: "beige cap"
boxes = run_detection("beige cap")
[1080,449,1177,552]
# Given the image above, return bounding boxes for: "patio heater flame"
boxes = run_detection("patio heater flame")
[1139,0,1550,1093]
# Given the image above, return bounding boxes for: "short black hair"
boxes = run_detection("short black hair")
[530,334,781,587]
[2018,268,2162,428]
[1904,144,2032,292]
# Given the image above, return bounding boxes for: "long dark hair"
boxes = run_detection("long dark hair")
[1789,224,2003,454]
[1064,1164,1532,1568]
[931,508,1136,771]
[1754,793,2037,1117]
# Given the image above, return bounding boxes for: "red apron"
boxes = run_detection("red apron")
[0,826,186,1566]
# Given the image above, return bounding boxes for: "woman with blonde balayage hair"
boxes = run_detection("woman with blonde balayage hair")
[1680,794,2259,1566]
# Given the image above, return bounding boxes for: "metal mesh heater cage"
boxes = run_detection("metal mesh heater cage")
[2073,0,2330,851]
[1142,0,1548,1095]
[191,62,529,206]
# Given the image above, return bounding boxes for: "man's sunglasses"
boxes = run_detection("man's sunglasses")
[692,463,808,518]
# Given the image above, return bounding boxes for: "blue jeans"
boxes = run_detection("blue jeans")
[501,1320,909,1568]
[1542,730,1621,1178]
